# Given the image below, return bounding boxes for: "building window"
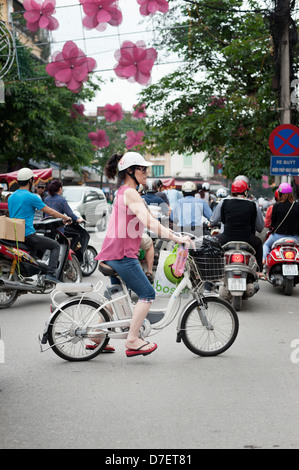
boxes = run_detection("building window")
[183,154,192,167]
[152,165,164,177]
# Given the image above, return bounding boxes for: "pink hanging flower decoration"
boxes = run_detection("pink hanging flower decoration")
[104,103,124,122]
[125,130,145,149]
[46,41,97,93]
[137,0,169,16]
[23,0,59,32]
[79,0,122,32]
[70,103,85,118]
[88,130,110,149]
[114,40,157,86]
[132,103,147,119]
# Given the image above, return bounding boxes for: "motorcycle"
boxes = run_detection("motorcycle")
[219,241,259,311]
[264,237,299,296]
[65,221,98,277]
[0,217,82,308]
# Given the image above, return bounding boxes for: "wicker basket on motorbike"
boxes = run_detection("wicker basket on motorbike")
[189,236,225,282]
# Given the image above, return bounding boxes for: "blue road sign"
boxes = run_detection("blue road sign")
[270,156,299,176]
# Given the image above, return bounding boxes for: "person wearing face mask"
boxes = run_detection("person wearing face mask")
[7,168,71,283]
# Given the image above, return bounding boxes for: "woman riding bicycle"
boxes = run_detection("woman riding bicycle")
[96,152,191,358]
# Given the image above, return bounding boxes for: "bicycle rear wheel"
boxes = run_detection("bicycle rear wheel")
[48,299,110,361]
[180,296,239,356]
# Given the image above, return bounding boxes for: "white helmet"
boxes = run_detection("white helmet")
[117,152,153,171]
[216,187,228,198]
[17,168,34,181]
[202,182,210,191]
[182,181,197,193]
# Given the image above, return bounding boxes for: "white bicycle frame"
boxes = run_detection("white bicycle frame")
[41,270,197,349]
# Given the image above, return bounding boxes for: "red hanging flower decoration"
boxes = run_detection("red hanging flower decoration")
[88,129,110,149]
[23,0,59,32]
[70,104,85,118]
[125,130,145,149]
[132,103,147,119]
[46,41,97,93]
[79,0,122,31]
[114,40,157,86]
[104,103,124,122]
[137,0,169,16]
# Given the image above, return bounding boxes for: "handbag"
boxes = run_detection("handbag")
[272,202,295,234]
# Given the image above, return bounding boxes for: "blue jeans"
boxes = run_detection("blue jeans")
[105,257,155,302]
[263,233,299,260]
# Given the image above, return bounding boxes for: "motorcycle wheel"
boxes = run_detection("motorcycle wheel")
[81,245,98,277]
[0,260,19,308]
[232,295,242,312]
[283,278,293,296]
[62,255,82,285]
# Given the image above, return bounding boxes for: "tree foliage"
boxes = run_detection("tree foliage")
[139,0,298,179]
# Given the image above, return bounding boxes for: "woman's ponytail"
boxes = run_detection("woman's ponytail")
[105,153,126,187]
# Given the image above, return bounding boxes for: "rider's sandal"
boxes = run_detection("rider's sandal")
[86,344,115,353]
[126,341,157,358]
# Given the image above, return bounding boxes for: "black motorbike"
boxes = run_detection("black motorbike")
[0,218,82,308]
[64,222,98,276]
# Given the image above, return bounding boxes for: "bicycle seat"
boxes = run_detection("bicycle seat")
[98,261,118,277]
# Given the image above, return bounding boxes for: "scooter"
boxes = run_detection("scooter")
[219,241,259,311]
[264,237,299,296]
[0,218,82,308]
[65,222,98,277]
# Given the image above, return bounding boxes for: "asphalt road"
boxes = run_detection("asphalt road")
[1,230,299,450]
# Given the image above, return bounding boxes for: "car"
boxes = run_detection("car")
[63,185,109,230]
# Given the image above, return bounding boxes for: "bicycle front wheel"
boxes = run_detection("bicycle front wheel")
[48,299,110,361]
[180,297,239,356]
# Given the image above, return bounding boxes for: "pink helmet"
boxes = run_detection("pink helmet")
[278,183,292,194]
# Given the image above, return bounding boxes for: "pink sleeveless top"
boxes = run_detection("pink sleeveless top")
[96,185,144,261]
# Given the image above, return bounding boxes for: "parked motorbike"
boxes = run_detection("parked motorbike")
[65,222,98,277]
[219,241,259,311]
[0,217,82,308]
[264,237,299,296]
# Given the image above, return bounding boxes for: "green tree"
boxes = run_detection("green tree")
[140,0,298,179]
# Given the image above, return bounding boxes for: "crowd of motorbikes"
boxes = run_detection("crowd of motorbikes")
[1,190,299,312]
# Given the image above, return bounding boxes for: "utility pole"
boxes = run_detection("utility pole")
[277,0,291,183]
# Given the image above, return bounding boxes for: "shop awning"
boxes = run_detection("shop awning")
[0,168,53,189]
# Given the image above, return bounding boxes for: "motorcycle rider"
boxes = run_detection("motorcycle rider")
[142,180,169,222]
[216,179,264,271]
[263,183,299,262]
[210,175,264,235]
[264,189,280,229]
[8,168,72,283]
[170,181,212,235]
[155,179,170,206]
[45,179,84,252]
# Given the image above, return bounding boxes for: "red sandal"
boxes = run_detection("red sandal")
[126,341,157,358]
